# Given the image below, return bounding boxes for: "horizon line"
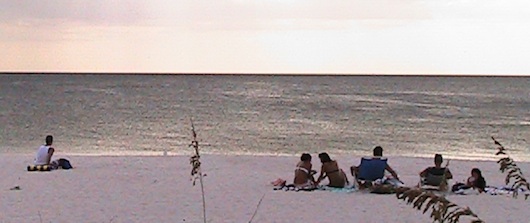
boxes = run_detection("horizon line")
[1,72,529,77]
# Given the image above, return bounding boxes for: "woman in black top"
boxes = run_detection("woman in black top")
[467,168,486,192]
[452,168,486,193]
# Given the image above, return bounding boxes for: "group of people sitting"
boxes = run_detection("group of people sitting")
[273,146,486,193]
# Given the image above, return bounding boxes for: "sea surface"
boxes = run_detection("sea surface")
[1,74,529,161]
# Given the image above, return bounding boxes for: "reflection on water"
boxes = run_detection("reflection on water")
[0,74,529,161]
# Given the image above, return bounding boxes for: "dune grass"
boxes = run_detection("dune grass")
[189,118,206,223]
[492,137,530,200]
[395,187,484,223]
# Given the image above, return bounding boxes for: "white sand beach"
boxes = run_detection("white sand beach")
[1,153,529,223]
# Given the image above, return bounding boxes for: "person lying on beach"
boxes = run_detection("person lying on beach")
[315,152,349,188]
[350,146,399,180]
[34,135,56,168]
[452,168,486,193]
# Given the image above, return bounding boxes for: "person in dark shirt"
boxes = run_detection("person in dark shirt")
[419,154,453,181]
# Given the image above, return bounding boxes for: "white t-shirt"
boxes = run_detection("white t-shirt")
[34,145,52,165]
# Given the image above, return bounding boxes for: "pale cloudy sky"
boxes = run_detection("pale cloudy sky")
[1,0,529,74]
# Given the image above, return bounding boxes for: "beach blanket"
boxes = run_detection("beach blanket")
[367,177,406,194]
[272,184,357,193]
[273,184,317,192]
[317,185,357,193]
[451,186,529,196]
[484,186,530,197]
[27,165,52,171]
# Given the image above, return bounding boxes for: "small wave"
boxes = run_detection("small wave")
[381,90,496,98]
[406,118,434,123]
[288,118,338,130]
[237,111,260,115]
[342,95,446,109]
[65,86,117,95]
[482,120,530,126]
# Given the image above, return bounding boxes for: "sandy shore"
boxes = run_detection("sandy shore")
[1,153,529,223]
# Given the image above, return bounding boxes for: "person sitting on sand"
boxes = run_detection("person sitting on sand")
[34,135,56,167]
[293,153,316,188]
[271,153,316,189]
[350,146,399,180]
[315,152,349,188]
[33,135,73,170]
[452,168,486,193]
[419,154,453,181]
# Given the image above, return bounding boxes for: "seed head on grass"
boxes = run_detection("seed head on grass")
[492,137,530,200]
[395,187,484,223]
[188,118,207,223]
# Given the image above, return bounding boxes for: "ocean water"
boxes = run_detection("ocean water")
[1,74,529,161]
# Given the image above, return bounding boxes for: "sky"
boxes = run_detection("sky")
[1,0,530,75]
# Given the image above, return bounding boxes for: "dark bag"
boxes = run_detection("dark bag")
[57,158,73,169]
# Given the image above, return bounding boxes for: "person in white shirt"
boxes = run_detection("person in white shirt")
[34,135,55,166]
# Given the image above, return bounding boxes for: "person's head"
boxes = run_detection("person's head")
[300,153,312,162]
[45,135,53,146]
[373,146,383,157]
[318,152,332,163]
[434,154,443,166]
[471,168,482,178]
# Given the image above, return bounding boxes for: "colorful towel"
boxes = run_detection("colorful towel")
[273,184,316,192]
[484,186,529,197]
[317,185,357,193]
[27,165,52,171]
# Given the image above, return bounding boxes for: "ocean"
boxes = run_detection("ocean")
[1,74,529,161]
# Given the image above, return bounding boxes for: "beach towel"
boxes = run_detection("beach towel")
[27,165,52,171]
[484,186,530,197]
[318,185,357,193]
[370,177,405,194]
[273,184,317,192]
[451,185,528,196]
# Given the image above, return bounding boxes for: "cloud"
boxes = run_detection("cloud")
[0,0,431,29]
[149,0,432,30]
[2,0,528,31]
[0,0,150,26]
